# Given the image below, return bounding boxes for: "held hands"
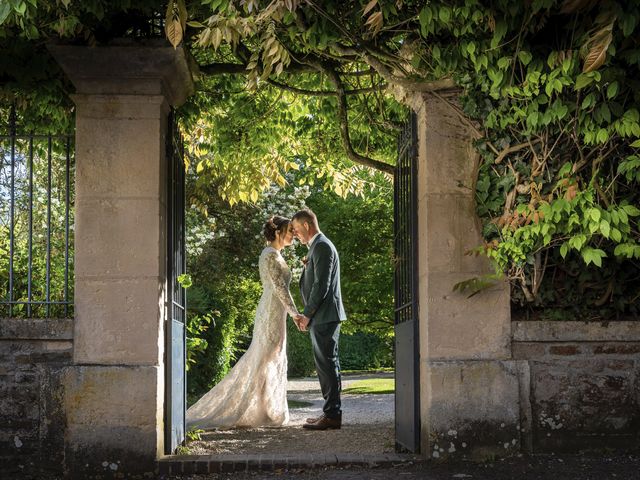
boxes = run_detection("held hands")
[294,313,310,332]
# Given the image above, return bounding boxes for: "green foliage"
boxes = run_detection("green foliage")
[340,332,393,371]
[445,1,640,318]
[186,427,204,442]
[186,312,212,372]
[286,319,315,378]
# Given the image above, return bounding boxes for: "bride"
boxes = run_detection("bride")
[186,215,300,429]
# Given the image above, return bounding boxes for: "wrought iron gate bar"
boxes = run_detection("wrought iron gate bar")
[46,136,52,317]
[27,136,33,317]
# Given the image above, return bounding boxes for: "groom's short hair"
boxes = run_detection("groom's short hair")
[292,208,318,228]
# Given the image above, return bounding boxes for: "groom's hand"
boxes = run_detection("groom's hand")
[298,315,310,332]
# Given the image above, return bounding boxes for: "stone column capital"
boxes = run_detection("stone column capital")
[48,39,195,107]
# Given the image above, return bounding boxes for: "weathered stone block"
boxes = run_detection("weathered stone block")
[548,344,582,356]
[62,365,163,474]
[512,342,546,359]
[512,320,640,342]
[419,95,477,197]
[419,273,510,360]
[74,277,164,365]
[421,360,523,460]
[74,106,166,199]
[75,197,165,278]
[0,318,73,340]
[592,343,640,355]
[529,360,640,451]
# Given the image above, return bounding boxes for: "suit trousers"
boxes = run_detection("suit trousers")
[309,321,342,418]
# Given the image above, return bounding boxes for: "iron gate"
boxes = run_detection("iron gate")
[394,112,420,453]
[165,110,186,454]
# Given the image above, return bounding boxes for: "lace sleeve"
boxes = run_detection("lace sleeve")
[265,251,299,317]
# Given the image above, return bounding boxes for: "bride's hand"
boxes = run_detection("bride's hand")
[297,315,310,332]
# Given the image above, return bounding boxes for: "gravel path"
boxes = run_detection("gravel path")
[187,373,395,455]
[287,373,394,426]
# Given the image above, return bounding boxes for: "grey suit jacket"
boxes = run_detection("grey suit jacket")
[299,233,347,325]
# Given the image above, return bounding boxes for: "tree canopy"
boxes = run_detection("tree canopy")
[2,0,640,316]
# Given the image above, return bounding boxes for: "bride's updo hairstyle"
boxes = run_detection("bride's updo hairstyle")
[263,215,290,242]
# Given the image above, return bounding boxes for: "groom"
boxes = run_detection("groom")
[291,208,346,430]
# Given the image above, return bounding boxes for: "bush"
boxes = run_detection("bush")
[340,332,393,371]
[286,320,316,378]
[286,324,393,378]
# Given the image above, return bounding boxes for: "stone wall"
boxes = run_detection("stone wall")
[513,321,640,452]
[0,318,72,478]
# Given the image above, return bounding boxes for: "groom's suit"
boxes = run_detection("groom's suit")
[300,233,346,419]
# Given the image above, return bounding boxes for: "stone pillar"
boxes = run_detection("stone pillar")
[410,93,521,460]
[49,40,194,475]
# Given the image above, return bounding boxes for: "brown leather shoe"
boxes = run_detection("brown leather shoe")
[302,414,341,430]
[305,415,323,424]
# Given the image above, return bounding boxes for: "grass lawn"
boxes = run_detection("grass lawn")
[287,399,313,409]
[343,377,394,395]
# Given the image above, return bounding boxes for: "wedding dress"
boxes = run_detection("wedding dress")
[186,246,299,429]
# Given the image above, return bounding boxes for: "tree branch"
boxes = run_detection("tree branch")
[198,60,316,76]
[266,78,386,96]
[362,51,456,92]
[317,62,395,175]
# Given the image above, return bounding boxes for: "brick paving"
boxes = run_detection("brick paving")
[158,452,419,475]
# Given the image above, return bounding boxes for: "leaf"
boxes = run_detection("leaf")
[518,50,532,65]
[596,128,609,143]
[622,204,640,216]
[0,2,11,24]
[212,28,223,50]
[363,0,378,16]
[611,228,622,242]
[439,7,451,23]
[364,11,383,35]
[15,1,27,15]
[467,42,476,56]
[177,273,193,289]
[560,242,569,258]
[582,21,614,73]
[452,274,503,298]
[419,6,433,36]
[575,73,593,90]
[165,0,187,49]
[607,81,619,99]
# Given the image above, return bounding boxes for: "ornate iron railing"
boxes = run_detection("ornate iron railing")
[0,106,74,318]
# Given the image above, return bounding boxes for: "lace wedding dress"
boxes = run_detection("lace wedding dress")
[186,246,299,429]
